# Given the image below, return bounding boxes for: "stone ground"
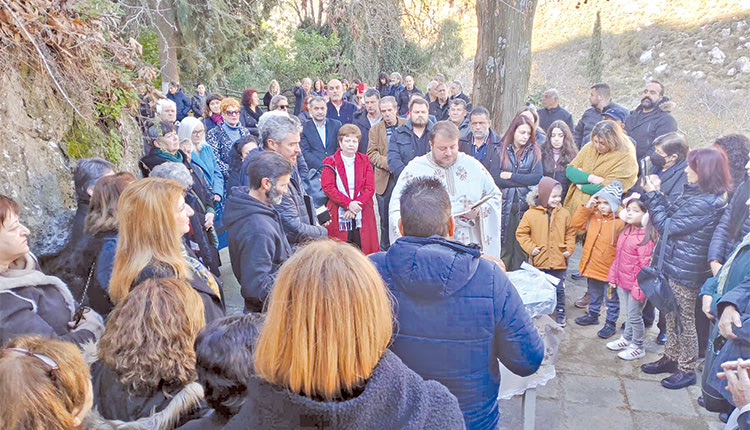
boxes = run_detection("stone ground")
[217,246,726,430]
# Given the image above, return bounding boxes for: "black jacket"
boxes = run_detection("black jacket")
[450,92,472,112]
[709,179,750,264]
[538,106,574,133]
[191,93,206,118]
[388,120,433,179]
[326,100,357,124]
[429,100,450,121]
[70,198,89,246]
[293,86,308,116]
[134,262,225,323]
[644,184,727,289]
[167,89,192,121]
[222,350,465,430]
[574,101,626,148]
[398,87,424,116]
[239,106,261,136]
[300,118,342,169]
[60,230,117,317]
[276,165,327,246]
[624,98,678,161]
[458,129,502,165]
[658,159,689,203]
[223,188,292,312]
[352,108,379,154]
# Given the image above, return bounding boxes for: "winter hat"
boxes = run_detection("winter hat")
[594,180,623,213]
[538,176,561,208]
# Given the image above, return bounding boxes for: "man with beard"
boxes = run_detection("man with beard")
[388,121,504,258]
[368,96,407,251]
[624,80,678,161]
[448,98,471,141]
[388,72,405,99]
[429,82,451,121]
[458,106,501,165]
[397,75,423,116]
[388,97,433,182]
[352,89,382,153]
[326,78,357,124]
[224,151,293,312]
[573,83,625,148]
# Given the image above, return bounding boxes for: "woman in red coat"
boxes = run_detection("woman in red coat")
[320,124,379,254]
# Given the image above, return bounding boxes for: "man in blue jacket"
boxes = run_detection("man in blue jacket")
[167,82,191,121]
[370,177,545,430]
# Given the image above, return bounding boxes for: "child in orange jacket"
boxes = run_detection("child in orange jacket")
[572,180,625,339]
[516,177,576,326]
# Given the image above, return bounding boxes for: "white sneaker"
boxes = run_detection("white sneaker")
[618,345,646,361]
[607,336,630,351]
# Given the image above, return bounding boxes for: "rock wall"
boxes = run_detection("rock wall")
[0,68,141,256]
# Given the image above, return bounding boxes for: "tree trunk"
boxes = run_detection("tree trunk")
[472,0,538,132]
[153,0,180,92]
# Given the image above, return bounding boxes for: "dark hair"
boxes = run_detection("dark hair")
[204,94,223,119]
[195,313,263,417]
[449,98,467,110]
[309,96,327,108]
[73,158,115,201]
[378,72,388,84]
[241,89,258,109]
[541,120,578,175]
[400,178,452,237]
[688,147,732,195]
[653,132,688,162]
[408,97,429,112]
[499,115,541,170]
[246,151,293,190]
[624,198,658,246]
[519,106,539,126]
[713,134,750,188]
[591,83,611,99]
[233,134,259,158]
[0,194,20,228]
[469,106,490,121]
[649,80,665,97]
[429,120,459,143]
[364,89,380,99]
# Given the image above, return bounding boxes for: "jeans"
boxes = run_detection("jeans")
[616,286,647,347]
[377,178,396,251]
[542,269,566,314]
[587,277,620,323]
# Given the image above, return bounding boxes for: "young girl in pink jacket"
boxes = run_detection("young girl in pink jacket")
[606,196,657,360]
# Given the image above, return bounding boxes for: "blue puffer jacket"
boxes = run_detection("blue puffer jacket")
[370,236,544,430]
[644,184,727,289]
[708,179,750,264]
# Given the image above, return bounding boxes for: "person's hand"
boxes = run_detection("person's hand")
[588,174,604,185]
[69,310,105,339]
[703,295,715,321]
[719,304,742,339]
[481,254,506,271]
[204,212,215,230]
[585,195,598,209]
[722,359,750,409]
[322,220,332,227]
[641,174,661,193]
[499,171,512,180]
[459,207,480,221]
[214,194,222,203]
[710,260,723,277]
[531,247,541,256]
[343,210,356,220]
[348,201,362,213]
[296,80,302,87]
[575,184,583,190]
[562,251,571,258]
[609,282,617,289]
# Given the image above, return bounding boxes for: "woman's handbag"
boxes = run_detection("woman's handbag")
[637,219,681,329]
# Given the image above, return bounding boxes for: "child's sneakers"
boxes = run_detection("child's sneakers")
[606,336,630,351]
[618,345,646,361]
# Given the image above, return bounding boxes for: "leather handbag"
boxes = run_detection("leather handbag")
[637,219,681,324]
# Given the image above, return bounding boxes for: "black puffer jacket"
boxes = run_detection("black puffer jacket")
[708,179,750,264]
[624,98,678,161]
[644,184,727,289]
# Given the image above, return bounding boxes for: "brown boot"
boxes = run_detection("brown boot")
[574,292,590,309]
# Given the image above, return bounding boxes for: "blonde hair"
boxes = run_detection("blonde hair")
[0,336,91,430]
[109,178,191,304]
[590,120,630,153]
[98,278,205,393]
[254,240,393,400]
[84,172,136,236]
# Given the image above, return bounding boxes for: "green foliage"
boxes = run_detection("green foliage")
[95,87,138,122]
[527,81,548,107]
[138,32,160,70]
[424,20,464,77]
[586,11,604,84]
[63,119,122,163]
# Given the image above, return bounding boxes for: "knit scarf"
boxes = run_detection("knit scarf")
[221,121,241,144]
[335,156,362,232]
[154,148,183,163]
[717,231,750,295]
[210,113,223,125]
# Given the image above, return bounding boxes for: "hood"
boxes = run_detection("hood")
[222,187,279,231]
[635,97,675,114]
[385,236,481,299]
[526,186,543,208]
[0,253,76,315]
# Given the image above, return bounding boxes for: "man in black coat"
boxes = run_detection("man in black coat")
[352,89,382,154]
[167,82,191,121]
[398,75,423,116]
[300,96,342,170]
[458,107,500,165]
[429,82,450,121]
[326,79,357,124]
[449,80,472,112]
[71,158,114,246]
[538,88,574,132]
[388,98,433,181]
[574,83,625,148]
[293,78,312,116]
[223,151,293,313]
[624,80,678,161]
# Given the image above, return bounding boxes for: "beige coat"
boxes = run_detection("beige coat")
[368,117,407,195]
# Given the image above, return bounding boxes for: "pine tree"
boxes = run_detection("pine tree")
[587,11,604,84]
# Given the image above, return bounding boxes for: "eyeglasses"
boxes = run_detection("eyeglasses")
[278,105,288,110]
[192,129,205,136]
[225,110,241,116]
[6,348,59,380]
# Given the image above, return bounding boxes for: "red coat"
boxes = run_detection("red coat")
[321,151,379,254]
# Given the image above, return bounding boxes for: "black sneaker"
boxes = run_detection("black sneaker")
[574,313,599,326]
[556,310,567,327]
[597,321,617,339]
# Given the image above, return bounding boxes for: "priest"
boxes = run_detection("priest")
[389,121,504,258]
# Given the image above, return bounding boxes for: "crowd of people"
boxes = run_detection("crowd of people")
[2,71,750,430]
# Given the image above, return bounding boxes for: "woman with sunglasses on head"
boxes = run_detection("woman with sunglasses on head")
[205,97,254,184]
[0,195,104,347]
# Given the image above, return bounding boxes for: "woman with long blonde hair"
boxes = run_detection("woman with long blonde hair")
[222,240,464,429]
[92,277,206,422]
[109,177,224,322]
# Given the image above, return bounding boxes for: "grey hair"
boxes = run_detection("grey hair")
[309,96,327,107]
[427,80,438,90]
[302,77,312,85]
[156,98,176,115]
[258,111,302,147]
[544,88,559,99]
[380,96,398,109]
[74,158,115,200]
[449,98,466,110]
[149,162,194,189]
[364,89,381,99]
[452,80,463,90]
[178,117,204,151]
[390,72,402,80]
[269,94,288,111]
